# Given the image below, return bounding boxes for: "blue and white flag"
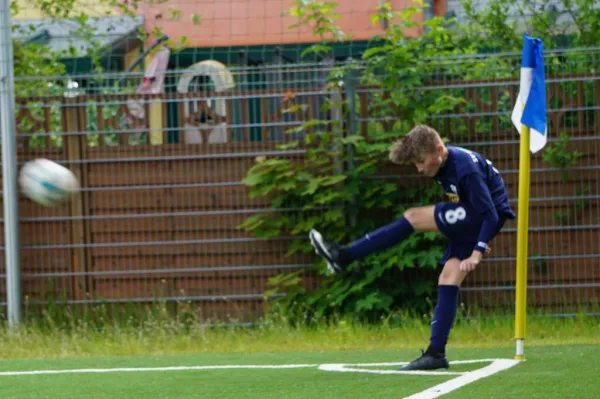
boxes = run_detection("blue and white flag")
[511,34,547,154]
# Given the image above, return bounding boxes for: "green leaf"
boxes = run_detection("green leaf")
[303,177,321,195]
[312,190,342,205]
[361,45,393,59]
[170,9,181,21]
[249,184,277,198]
[323,208,344,222]
[276,141,300,150]
[340,135,365,145]
[355,292,394,312]
[236,214,265,231]
[242,172,266,187]
[301,44,332,58]
[279,180,298,191]
[320,175,346,186]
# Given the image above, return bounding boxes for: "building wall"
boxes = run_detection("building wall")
[13,1,448,49]
[133,0,441,48]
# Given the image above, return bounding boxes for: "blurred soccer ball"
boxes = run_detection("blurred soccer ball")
[19,158,79,207]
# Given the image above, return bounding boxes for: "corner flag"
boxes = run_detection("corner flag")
[513,34,547,362]
[511,34,547,153]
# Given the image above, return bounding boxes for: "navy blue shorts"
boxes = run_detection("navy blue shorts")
[434,202,506,265]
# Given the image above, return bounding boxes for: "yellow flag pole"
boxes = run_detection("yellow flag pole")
[515,121,531,361]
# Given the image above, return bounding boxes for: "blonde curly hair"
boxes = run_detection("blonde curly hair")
[388,125,443,165]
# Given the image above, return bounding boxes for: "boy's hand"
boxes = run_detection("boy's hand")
[459,251,483,273]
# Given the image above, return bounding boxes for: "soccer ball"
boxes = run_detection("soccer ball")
[19,158,80,207]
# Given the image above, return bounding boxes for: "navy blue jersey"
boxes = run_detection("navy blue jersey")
[434,145,516,253]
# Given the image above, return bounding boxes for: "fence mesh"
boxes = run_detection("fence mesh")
[3,59,341,321]
[1,0,599,321]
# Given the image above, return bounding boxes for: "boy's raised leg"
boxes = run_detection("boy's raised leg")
[309,206,438,274]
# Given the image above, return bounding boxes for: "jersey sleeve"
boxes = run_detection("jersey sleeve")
[461,172,500,253]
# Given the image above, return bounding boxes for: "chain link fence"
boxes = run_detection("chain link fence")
[1,47,599,321]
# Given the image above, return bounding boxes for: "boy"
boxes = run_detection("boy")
[309,124,516,370]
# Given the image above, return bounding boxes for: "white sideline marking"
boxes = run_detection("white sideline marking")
[0,358,521,398]
[318,363,462,376]
[0,364,319,376]
[404,359,520,399]
[318,359,521,398]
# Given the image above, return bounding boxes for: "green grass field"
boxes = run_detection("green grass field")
[0,345,597,398]
[0,313,598,398]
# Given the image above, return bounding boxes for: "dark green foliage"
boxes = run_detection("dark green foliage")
[241,0,599,325]
[461,0,600,51]
[543,132,582,183]
[239,4,477,324]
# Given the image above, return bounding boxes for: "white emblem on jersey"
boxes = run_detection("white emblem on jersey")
[455,147,478,163]
[445,207,466,224]
[486,159,500,174]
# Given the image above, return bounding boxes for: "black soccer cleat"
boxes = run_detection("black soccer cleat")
[309,229,347,274]
[398,349,450,371]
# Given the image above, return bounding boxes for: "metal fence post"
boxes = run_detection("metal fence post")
[0,0,21,326]
[343,64,359,228]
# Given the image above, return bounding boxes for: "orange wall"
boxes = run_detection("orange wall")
[133,0,425,47]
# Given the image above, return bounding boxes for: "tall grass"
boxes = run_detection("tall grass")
[0,301,598,359]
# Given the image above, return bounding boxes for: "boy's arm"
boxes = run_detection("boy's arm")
[462,173,500,256]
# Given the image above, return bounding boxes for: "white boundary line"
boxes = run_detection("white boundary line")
[319,359,521,398]
[318,363,463,376]
[319,359,517,375]
[0,358,521,398]
[0,364,320,376]
[404,359,520,399]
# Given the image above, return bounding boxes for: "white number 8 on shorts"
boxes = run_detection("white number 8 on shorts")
[445,207,466,224]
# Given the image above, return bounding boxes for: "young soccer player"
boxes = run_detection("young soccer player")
[309,124,516,370]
